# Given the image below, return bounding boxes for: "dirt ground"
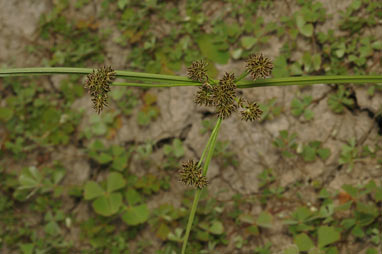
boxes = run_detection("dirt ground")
[0,0,381,254]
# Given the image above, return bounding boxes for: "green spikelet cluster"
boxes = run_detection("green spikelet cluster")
[187,59,208,82]
[213,72,237,119]
[240,99,263,121]
[194,82,214,106]
[178,160,208,189]
[194,72,239,119]
[246,53,273,80]
[84,66,116,114]
[191,55,271,121]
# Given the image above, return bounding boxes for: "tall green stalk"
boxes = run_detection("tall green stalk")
[1,63,381,254]
[0,68,381,88]
[181,118,222,254]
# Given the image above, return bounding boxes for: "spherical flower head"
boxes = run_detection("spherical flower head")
[246,53,273,80]
[212,84,236,107]
[194,82,215,106]
[220,72,236,90]
[84,66,116,114]
[178,160,208,189]
[240,100,263,121]
[217,102,238,119]
[187,60,208,82]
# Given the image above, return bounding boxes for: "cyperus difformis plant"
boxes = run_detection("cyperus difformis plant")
[0,53,381,254]
[84,65,116,114]
[179,53,272,254]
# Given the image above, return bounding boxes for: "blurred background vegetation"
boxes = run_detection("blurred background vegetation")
[0,0,381,254]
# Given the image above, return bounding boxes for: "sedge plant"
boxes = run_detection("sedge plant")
[0,54,381,253]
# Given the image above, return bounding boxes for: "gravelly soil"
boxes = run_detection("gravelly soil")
[0,0,381,253]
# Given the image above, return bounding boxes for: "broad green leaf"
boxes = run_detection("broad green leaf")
[317,148,330,160]
[173,139,184,158]
[126,188,142,206]
[0,107,13,121]
[256,211,273,228]
[308,247,324,254]
[366,248,379,254]
[44,221,61,236]
[342,184,358,198]
[317,226,341,248]
[156,222,170,240]
[97,153,113,164]
[241,36,257,50]
[284,245,299,254]
[335,43,346,58]
[205,58,218,79]
[19,167,42,189]
[111,145,125,156]
[231,48,243,59]
[350,0,362,10]
[351,224,364,238]
[226,23,241,37]
[238,213,256,224]
[296,16,313,37]
[196,230,210,241]
[90,140,105,151]
[122,204,150,225]
[92,193,122,216]
[300,24,313,37]
[107,172,126,193]
[196,34,229,64]
[209,220,224,235]
[84,181,104,200]
[372,41,382,50]
[112,154,127,171]
[302,145,316,162]
[296,15,305,28]
[295,233,314,251]
[20,243,34,254]
[117,0,129,10]
[53,169,66,185]
[293,206,312,221]
[374,187,382,202]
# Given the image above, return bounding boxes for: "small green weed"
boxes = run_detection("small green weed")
[273,130,298,158]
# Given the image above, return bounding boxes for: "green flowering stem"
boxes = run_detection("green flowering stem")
[181,118,222,254]
[235,70,249,83]
[0,67,199,85]
[1,68,381,88]
[237,75,382,88]
[112,82,198,88]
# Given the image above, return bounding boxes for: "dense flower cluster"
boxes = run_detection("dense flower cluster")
[178,160,208,189]
[84,66,116,114]
[240,100,263,121]
[187,59,208,82]
[194,72,239,119]
[246,53,273,80]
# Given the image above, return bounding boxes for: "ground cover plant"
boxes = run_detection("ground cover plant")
[0,1,381,254]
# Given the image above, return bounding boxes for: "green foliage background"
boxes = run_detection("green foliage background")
[0,0,381,254]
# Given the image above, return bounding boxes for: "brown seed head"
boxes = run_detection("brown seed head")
[187,60,208,82]
[246,53,273,80]
[178,160,208,189]
[84,66,116,114]
[240,100,263,121]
